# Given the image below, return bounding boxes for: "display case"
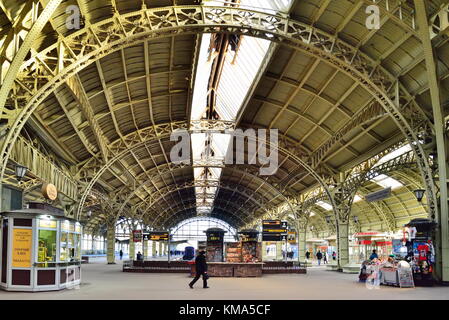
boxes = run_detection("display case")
[0,203,82,292]
[225,242,242,263]
[204,228,226,262]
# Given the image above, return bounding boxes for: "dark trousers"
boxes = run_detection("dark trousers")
[190,271,208,288]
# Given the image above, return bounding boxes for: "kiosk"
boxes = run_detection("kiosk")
[0,202,82,291]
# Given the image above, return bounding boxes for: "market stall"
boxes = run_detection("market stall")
[0,202,82,291]
[353,231,393,263]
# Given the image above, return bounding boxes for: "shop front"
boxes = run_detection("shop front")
[0,203,82,291]
[352,231,393,263]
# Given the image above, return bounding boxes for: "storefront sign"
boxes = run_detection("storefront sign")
[41,183,58,201]
[39,219,57,229]
[207,232,224,242]
[12,228,33,268]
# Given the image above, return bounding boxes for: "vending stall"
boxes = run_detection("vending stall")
[0,202,82,291]
[353,231,393,263]
[198,228,264,277]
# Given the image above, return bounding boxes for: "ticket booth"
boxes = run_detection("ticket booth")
[0,202,82,291]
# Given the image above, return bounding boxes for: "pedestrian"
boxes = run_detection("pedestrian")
[369,249,378,260]
[119,249,123,260]
[332,251,336,261]
[189,250,209,289]
[323,252,328,264]
[316,250,323,266]
[136,251,143,261]
[305,250,311,261]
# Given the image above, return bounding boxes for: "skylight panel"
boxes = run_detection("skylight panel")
[376,144,412,165]
[316,201,333,211]
[371,174,403,189]
[215,36,271,121]
[191,34,214,121]
[353,195,363,203]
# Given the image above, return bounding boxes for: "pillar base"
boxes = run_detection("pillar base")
[107,262,116,265]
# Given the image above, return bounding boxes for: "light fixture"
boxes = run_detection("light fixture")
[15,164,27,182]
[413,189,426,202]
[353,215,359,223]
[325,216,331,224]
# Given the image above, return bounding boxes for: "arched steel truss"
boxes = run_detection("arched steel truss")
[0,5,437,226]
[73,119,325,221]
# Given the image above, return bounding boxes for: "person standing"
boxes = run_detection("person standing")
[305,250,311,261]
[316,250,323,266]
[323,252,328,264]
[332,251,337,261]
[119,249,123,260]
[189,250,209,289]
[369,249,378,260]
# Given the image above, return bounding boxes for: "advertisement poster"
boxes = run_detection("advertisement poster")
[133,230,142,242]
[12,228,33,268]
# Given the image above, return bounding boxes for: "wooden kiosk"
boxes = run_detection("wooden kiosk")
[0,202,82,291]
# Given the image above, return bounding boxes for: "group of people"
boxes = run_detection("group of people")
[305,250,337,265]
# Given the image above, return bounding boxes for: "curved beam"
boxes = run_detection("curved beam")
[0,5,435,221]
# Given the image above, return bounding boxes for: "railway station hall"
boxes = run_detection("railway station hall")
[1,0,449,307]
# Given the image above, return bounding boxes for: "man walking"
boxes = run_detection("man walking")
[316,250,323,266]
[119,249,123,260]
[189,250,209,289]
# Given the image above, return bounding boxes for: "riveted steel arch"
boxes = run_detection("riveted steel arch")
[0,5,436,221]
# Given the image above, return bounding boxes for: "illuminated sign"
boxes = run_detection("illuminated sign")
[39,219,57,229]
[143,232,169,241]
[12,228,33,268]
[262,220,288,241]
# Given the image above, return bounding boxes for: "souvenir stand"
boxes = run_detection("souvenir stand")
[238,229,261,263]
[0,202,82,291]
[404,218,436,286]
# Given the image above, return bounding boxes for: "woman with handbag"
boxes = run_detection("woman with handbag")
[189,250,209,289]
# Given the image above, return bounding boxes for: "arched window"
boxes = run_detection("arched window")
[172,217,237,242]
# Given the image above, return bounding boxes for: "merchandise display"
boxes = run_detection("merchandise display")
[225,242,242,263]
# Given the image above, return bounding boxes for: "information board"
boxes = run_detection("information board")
[12,228,33,268]
[144,232,169,241]
[262,220,287,241]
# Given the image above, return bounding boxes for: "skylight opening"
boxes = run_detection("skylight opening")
[375,144,412,165]
[354,195,363,203]
[189,0,294,216]
[371,174,403,190]
[316,201,333,211]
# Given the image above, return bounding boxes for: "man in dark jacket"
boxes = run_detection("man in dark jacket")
[189,250,209,289]
[316,250,323,266]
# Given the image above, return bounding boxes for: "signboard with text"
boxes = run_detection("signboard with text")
[12,228,33,268]
[143,231,169,241]
[262,220,288,241]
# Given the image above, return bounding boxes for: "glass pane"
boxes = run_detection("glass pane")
[38,229,57,265]
[60,232,68,261]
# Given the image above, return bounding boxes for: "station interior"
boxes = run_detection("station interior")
[1,0,449,300]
